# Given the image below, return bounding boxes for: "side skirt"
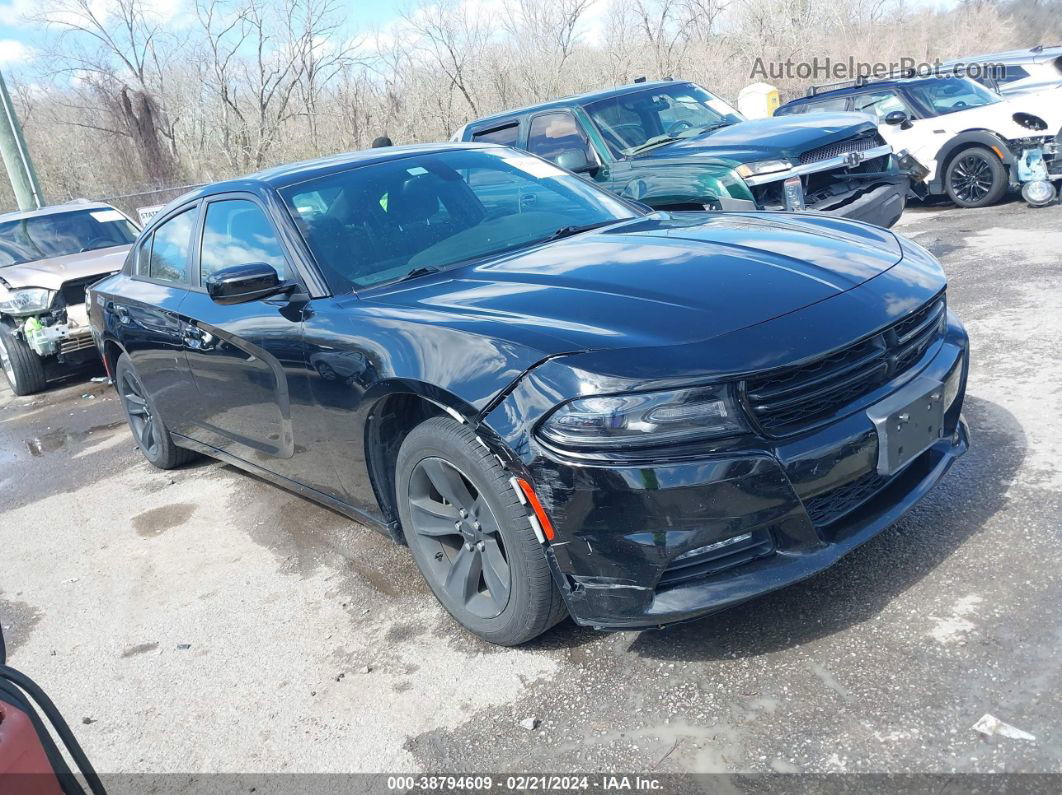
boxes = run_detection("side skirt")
[171,432,392,538]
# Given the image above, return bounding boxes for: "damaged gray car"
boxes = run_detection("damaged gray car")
[0,202,138,395]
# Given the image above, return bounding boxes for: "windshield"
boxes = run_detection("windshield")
[281,148,638,291]
[0,208,138,267]
[583,83,744,157]
[907,77,1002,115]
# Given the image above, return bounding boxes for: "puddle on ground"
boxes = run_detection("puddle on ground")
[24,420,126,457]
[0,596,43,658]
[133,503,196,537]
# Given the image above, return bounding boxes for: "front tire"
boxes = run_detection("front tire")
[0,322,47,396]
[944,146,1007,208]
[396,416,567,645]
[115,353,197,469]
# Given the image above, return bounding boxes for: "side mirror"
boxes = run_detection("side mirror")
[884,110,912,129]
[554,148,595,174]
[206,263,289,305]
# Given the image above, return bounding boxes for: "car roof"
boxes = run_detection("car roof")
[181,142,495,199]
[943,46,1062,66]
[788,74,968,104]
[466,80,689,128]
[0,200,119,223]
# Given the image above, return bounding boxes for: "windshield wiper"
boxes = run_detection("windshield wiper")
[394,265,441,284]
[626,135,680,156]
[540,220,618,243]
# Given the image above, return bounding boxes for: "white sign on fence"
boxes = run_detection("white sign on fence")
[136,204,164,226]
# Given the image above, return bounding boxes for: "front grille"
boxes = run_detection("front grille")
[58,277,100,308]
[743,293,946,436]
[799,133,887,165]
[802,470,890,527]
[59,333,96,354]
[657,528,775,589]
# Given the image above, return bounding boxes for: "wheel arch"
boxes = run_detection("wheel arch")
[929,130,1016,194]
[100,336,127,380]
[362,380,499,545]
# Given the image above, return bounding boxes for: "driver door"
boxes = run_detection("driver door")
[177,194,305,467]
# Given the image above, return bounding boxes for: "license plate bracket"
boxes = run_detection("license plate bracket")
[866,376,946,476]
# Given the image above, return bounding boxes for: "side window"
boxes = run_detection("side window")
[200,199,287,285]
[526,111,589,163]
[471,123,519,147]
[148,209,195,283]
[852,91,912,122]
[803,97,850,114]
[999,65,1029,84]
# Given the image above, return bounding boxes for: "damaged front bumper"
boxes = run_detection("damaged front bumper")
[487,315,969,631]
[10,303,97,360]
[743,151,909,228]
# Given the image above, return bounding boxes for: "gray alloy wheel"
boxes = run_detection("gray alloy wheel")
[115,353,197,469]
[407,457,512,619]
[396,416,568,645]
[945,147,1007,208]
[0,323,47,396]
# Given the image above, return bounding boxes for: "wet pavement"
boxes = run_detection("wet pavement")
[1,199,1060,775]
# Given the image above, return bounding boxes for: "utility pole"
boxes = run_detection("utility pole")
[0,69,44,210]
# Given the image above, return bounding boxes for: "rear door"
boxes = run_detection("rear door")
[115,204,199,430]
[177,193,305,467]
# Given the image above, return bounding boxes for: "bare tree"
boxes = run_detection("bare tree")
[35,0,184,185]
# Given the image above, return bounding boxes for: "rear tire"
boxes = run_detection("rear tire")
[115,353,198,469]
[396,416,567,645]
[944,146,1007,208]
[0,322,47,396]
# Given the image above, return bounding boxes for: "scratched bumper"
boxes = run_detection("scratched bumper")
[516,325,969,631]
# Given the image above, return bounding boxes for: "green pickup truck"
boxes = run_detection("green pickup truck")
[454,80,910,228]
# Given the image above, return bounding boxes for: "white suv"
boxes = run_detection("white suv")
[777,75,1062,208]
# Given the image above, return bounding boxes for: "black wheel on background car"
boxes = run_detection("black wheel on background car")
[0,322,46,396]
[944,146,1008,208]
[115,353,198,470]
[396,416,567,646]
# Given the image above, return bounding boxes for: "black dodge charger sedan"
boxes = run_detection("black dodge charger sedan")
[88,143,969,645]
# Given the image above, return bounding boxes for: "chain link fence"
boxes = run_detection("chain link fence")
[95,183,205,225]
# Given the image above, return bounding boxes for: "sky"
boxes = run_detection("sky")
[0,0,961,71]
[0,0,408,68]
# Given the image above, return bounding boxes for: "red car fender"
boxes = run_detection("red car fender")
[0,697,63,795]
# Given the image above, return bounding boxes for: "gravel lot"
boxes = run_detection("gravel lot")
[1,198,1060,777]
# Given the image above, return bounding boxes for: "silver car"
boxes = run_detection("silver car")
[0,201,138,395]
[945,45,1062,96]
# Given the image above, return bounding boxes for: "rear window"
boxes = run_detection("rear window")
[471,123,519,147]
[0,208,137,267]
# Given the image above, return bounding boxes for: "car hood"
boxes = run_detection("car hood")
[0,246,130,290]
[940,98,1062,136]
[367,213,902,354]
[635,113,880,164]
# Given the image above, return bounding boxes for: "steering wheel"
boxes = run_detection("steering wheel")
[666,120,694,136]
[953,101,968,109]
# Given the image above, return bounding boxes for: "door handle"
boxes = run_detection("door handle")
[182,325,204,348]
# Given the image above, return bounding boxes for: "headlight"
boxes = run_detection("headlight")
[735,160,793,178]
[0,286,53,316]
[538,385,747,448]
